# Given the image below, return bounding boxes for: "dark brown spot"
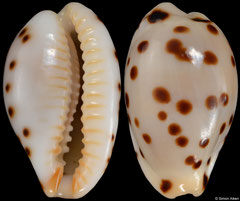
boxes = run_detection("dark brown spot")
[118,82,121,92]
[199,138,209,148]
[168,123,181,136]
[127,113,131,125]
[111,134,115,142]
[153,87,171,104]
[142,133,152,144]
[203,173,208,189]
[114,50,118,61]
[5,83,11,93]
[176,100,193,115]
[139,148,145,158]
[229,114,234,125]
[158,111,167,121]
[9,60,16,70]
[231,56,236,67]
[220,93,229,106]
[192,17,210,23]
[23,128,30,138]
[205,96,218,110]
[19,27,27,38]
[22,34,30,43]
[125,92,129,108]
[25,147,31,157]
[207,24,218,35]
[137,40,149,53]
[107,157,110,163]
[219,122,226,135]
[207,157,211,166]
[185,155,195,165]
[166,39,191,62]
[130,65,138,80]
[148,10,169,23]
[8,106,14,118]
[127,57,130,66]
[174,26,190,33]
[204,51,218,65]
[134,117,140,128]
[160,180,172,193]
[193,160,202,169]
[175,136,188,147]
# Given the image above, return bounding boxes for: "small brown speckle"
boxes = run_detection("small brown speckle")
[160,180,172,193]
[125,92,129,108]
[118,82,121,92]
[9,60,16,70]
[22,34,30,43]
[127,57,130,66]
[185,155,195,165]
[207,157,211,166]
[205,96,218,110]
[137,41,149,53]
[134,117,140,128]
[219,122,226,135]
[174,26,190,33]
[23,128,30,138]
[176,100,193,115]
[111,134,115,142]
[192,17,210,23]
[231,56,236,67]
[8,106,14,118]
[19,27,27,38]
[204,51,218,65]
[175,136,188,147]
[153,87,171,104]
[199,138,209,148]
[168,123,181,136]
[203,173,208,189]
[114,50,118,61]
[107,157,110,163]
[229,114,234,125]
[139,148,145,158]
[207,24,218,35]
[193,160,202,169]
[158,111,167,121]
[142,133,152,144]
[130,65,138,80]
[220,93,229,106]
[148,10,169,23]
[25,147,31,157]
[5,83,11,93]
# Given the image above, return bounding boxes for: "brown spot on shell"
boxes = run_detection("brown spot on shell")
[174,26,190,33]
[231,56,236,67]
[118,82,121,92]
[219,122,226,135]
[229,114,234,125]
[158,111,167,121]
[176,100,193,115]
[193,160,202,169]
[5,83,11,93]
[168,123,181,136]
[185,155,195,165]
[130,65,138,80]
[205,96,218,110]
[111,134,115,142]
[9,60,16,70]
[192,17,210,23]
[207,24,218,35]
[134,117,140,128]
[127,57,130,66]
[148,9,169,23]
[152,87,171,104]
[139,148,145,158]
[8,106,14,118]
[207,157,211,166]
[19,27,27,38]
[204,51,218,65]
[114,50,118,61]
[142,133,152,144]
[22,34,30,43]
[107,157,110,163]
[175,136,188,147]
[199,138,209,148]
[203,173,208,189]
[220,93,229,106]
[23,128,30,138]
[166,39,191,62]
[160,180,172,193]
[25,147,31,157]
[137,40,149,53]
[125,92,129,108]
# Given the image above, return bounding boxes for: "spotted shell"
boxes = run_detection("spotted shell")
[3,2,120,198]
[124,3,238,198]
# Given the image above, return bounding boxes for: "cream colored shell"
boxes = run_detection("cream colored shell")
[3,2,120,198]
[125,3,238,199]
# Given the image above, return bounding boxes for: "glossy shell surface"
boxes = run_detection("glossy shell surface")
[3,2,120,198]
[124,3,238,198]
